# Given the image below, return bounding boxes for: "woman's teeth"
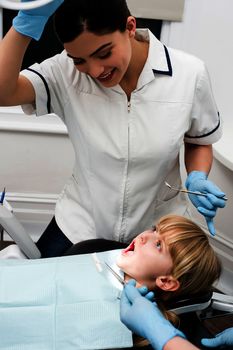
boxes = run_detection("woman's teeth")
[100,71,112,79]
[98,69,115,81]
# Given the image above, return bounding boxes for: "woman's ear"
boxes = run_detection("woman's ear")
[126,16,136,38]
[155,275,180,292]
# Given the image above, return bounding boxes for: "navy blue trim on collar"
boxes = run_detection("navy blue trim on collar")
[26,68,51,114]
[153,45,173,76]
[186,113,221,139]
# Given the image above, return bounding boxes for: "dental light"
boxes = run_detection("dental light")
[0,0,54,10]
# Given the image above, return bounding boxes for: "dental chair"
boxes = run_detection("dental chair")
[0,200,233,349]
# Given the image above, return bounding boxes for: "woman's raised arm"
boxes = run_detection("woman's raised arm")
[0,27,34,106]
[0,0,63,106]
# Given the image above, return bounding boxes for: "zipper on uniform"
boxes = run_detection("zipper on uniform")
[127,100,131,113]
[118,123,130,242]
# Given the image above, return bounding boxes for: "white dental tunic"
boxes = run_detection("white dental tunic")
[21,29,222,244]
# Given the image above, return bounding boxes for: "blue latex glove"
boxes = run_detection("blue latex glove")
[185,171,226,236]
[13,0,64,41]
[201,327,233,347]
[137,283,155,302]
[120,280,185,350]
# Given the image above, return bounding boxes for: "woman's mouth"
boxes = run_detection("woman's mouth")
[122,241,135,256]
[97,68,115,82]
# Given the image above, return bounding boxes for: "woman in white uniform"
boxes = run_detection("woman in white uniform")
[0,0,226,257]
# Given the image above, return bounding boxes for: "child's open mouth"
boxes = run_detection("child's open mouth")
[122,241,135,256]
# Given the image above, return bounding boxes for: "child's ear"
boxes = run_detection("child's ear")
[155,275,180,292]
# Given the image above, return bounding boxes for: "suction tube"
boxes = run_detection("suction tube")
[0,204,41,259]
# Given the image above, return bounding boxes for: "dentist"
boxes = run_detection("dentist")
[0,0,226,257]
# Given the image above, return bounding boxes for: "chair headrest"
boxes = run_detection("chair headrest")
[165,290,213,314]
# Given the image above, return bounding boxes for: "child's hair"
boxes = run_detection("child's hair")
[155,214,221,324]
[54,0,131,44]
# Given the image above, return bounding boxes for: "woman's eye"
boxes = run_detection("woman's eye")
[151,225,156,232]
[99,51,112,59]
[73,59,84,66]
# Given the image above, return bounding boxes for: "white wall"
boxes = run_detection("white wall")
[127,0,185,21]
[161,0,233,122]
[0,107,75,240]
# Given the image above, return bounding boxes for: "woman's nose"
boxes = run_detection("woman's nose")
[87,62,104,78]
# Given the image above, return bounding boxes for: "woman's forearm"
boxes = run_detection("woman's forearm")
[184,143,213,175]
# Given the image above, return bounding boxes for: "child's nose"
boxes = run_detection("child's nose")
[139,232,150,244]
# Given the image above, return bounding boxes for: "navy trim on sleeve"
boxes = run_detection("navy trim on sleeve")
[185,113,221,139]
[153,45,173,76]
[26,68,51,114]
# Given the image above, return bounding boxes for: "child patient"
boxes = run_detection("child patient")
[0,215,221,349]
[117,214,221,324]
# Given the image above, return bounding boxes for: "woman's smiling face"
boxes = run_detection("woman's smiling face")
[116,228,173,289]
[64,29,133,87]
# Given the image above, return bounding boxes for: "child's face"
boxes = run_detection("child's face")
[116,228,173,289]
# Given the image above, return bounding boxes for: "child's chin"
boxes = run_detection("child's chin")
[116,254,122,267]
[116,254,126,270]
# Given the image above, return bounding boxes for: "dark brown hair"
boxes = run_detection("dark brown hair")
[54,0,131,43]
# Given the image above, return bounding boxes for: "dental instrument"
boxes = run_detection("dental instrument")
[0,187,5,204]
[165,181,228,201]
[105,261,125,286]
[0,0,54,10]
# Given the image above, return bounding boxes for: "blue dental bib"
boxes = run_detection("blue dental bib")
[0,250,132,349]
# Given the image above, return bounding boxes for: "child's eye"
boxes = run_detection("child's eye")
[155,240,162,250]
